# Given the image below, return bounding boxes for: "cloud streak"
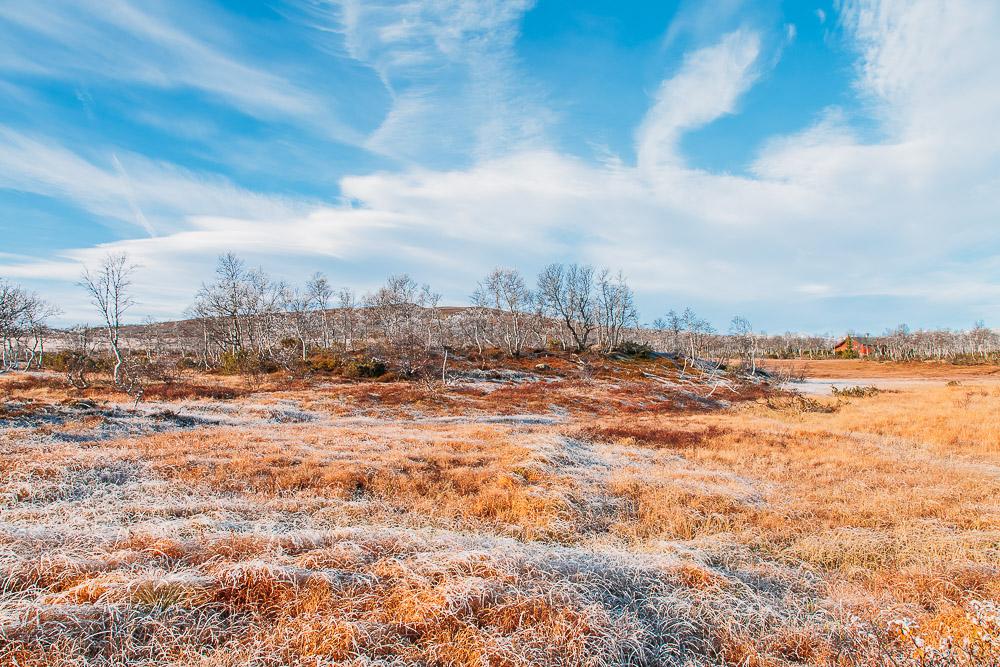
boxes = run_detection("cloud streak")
[0,0,364,145]
[330,0,549,164]
[0,128,307,234]
[637,29,761,172]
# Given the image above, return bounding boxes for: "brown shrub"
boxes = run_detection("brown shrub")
[578,420,727,449]
[141,382,247,400]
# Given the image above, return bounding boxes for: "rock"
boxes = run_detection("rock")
[535,363,550,371]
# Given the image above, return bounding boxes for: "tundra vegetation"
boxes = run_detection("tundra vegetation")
[1,254,1000,666]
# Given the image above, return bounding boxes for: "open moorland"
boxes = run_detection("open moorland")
[2,355,1000,666]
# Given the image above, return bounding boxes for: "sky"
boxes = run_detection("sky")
[1,0,999,334]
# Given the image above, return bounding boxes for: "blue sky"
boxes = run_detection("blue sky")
[1,0,999,333]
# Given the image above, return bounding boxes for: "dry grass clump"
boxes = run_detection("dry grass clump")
[4,528,840,666]
[607,475,769,540]
[866,564,1000,613]
[140,382,248,401]
[784,523,1000,573]
[0,369,256,406]
[0,373,75,399]
[830,384,884,398]
[329,381,455,415]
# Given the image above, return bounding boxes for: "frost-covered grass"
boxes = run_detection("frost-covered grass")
[1,366,999,665]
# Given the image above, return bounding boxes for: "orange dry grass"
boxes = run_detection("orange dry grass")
[120,422,571,539]
[585,381,1000,631]
[2,530,722,666]
[607,474,771,540]
[3,362,1000,665]
[578,419,727,449]
[792,383,1000,456]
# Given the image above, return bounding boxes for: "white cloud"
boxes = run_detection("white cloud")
[636,30,761,172]
[840,0,1000,149]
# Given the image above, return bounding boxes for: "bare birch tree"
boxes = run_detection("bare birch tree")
[596,269,637,353]
[80,253,136,387]
[364,274,425,375]
[281,286,313,362]
[730,315,758,375]
[0,280,57,371]
[337,287,356,351]
[306,272,333,348]
[537,263,597,352]
[473,268,532,356]
[193,253,283,359]
[680,307,714,368]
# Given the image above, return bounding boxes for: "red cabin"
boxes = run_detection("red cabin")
[833,336,875,357]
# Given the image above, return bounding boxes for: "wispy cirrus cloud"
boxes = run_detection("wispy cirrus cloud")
[840,0,1000,155]
[0,0,364,145]
[637,29,761,172]
[308,0,550,164]
[0,129,307,235]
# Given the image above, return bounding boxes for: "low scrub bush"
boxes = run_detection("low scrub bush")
[304,350,343,374]
[613,341,654,359]
[141,382,244,401]
[175,356,203,371]
[759,394,838,413]
[832,385,882,398]
[42,350,110,374]
[217,350,280,376]
[342,357,387,379]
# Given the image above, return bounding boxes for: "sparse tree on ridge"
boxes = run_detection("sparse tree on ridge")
[281,285,313,362]
[193,253,250,354]
[306,272,333,348]
[664,309,683,355]
[596,269,637,353]
[473,267,532,357]
[419,283,443,351]
[80,253,136,387]
[337,287,356,351]
[537,263,597,352]
[363,274,430,376]
[680,307,714,368]
[730,315,758,375]
[970,320,992,360]
[193,253,283,359]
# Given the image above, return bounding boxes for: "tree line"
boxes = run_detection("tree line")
[184,254,639,371]
[2,253,999,396]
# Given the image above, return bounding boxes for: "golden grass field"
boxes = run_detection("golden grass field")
[1,357,999,666]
